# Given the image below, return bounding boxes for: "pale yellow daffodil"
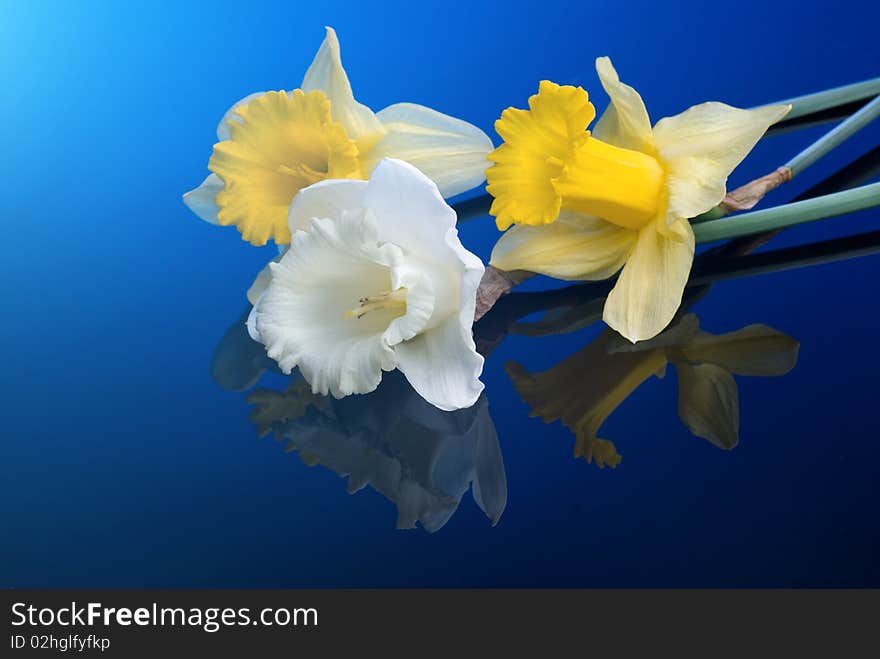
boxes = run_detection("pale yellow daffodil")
[507,314,799,466]
[487,59,790,342]
[184,27,493,246]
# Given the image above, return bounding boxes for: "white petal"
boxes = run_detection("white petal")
[653,102,791,177]
[364,158,484,271]
[364,103,493,198]
[384,260,435,346]
[394,315,485,411]
[300,27,384,142]
[212,307,272,392]
[470,396,507,526]
[490,211,636,280]
[363,158,457,254]
[287,178,368,233]
[247,254,284,306]
[255,212,408,397]
[246,303,262,343]
[369,172,488,410]
[217,92,267,141]
[603,217,695,343]
[182,173,224,224]
[364,159,485,328]
[396,480,457,532]
[592,57,654,153]
[676,362,740,450]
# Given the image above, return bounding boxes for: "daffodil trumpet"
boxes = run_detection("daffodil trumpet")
[183,27,493,246]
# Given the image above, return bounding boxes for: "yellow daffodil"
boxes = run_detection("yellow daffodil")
[183,27,493,246]
[487,58,790,342]
[507,314,799,466]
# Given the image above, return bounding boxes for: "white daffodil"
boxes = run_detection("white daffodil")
[183,27,493,246]
[247,158,485,411]
[487,58,790,342]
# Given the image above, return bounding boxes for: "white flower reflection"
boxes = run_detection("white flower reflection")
[247,371,507,532]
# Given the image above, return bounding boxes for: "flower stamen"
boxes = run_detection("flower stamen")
[208,89,363,246]
[346,288,408,319]
[277,162,329,184]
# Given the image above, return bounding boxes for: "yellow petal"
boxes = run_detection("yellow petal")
[486,81,595,230]
[676,362,740,450]
[664,155,728,225]
[592,57,655,154]
[247,380,326,439]
[653,102,791,178]
[603,216,695,343]
[682,325,800,376]
[300,27,384,143]
[365,102,494,198]
[489,211,636,280]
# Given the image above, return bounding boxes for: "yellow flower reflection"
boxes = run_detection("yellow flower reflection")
[487,59,790,342]
[247,380,329,439]
[506,314,799,468]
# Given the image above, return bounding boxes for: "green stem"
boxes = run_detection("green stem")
[785,94,880,176]
[693,182,880,244]
[773,77,880,120]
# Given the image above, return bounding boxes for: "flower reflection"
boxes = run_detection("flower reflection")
[507,313,799,467]
[246,371,506,532]
[212,312,507,532]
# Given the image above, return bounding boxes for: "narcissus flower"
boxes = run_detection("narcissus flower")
[183,27,493,246]
[507,314,799,463]
[487,58,790,342]
[247,158,485,411]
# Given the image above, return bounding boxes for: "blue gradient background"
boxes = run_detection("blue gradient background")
[1,0,878,587]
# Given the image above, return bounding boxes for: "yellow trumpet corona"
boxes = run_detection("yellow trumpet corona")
[488,80,667,232]
[210,90,364,246]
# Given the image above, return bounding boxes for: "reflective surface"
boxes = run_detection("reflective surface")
[2,0,879,587]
